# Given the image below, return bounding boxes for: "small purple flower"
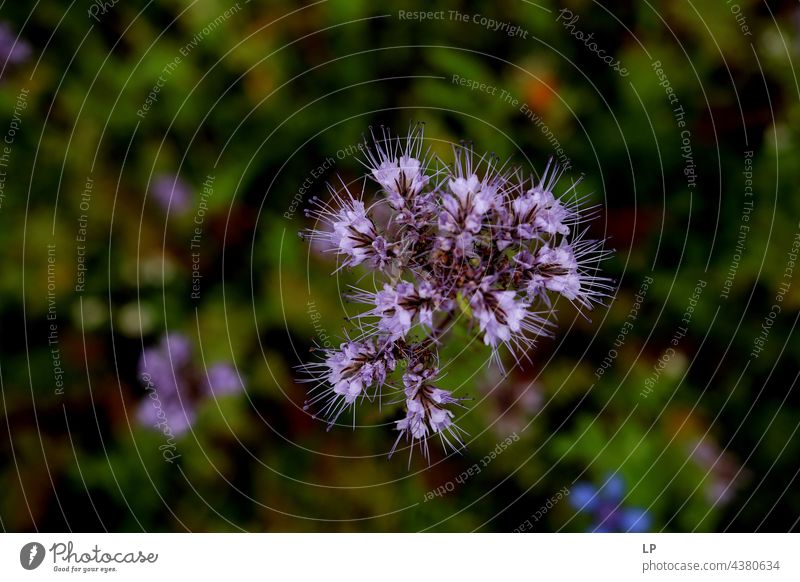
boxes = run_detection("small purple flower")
[151,174,192,214]
[298,125,612,463]
[374,282,419,339]
[137,333,243,436]
[437,151,504,256]
[364,125,431,210]
[301,338,397,425]
[332,200,379,263]
[350,281,450,341]
[527,237,614,310]
[470,285,548,352]
[531,243,580,297]
[390,364,465,464]
[304,186,391,270]
[0,22,31,70]
[570,473,651,532]
[525,180,572,237]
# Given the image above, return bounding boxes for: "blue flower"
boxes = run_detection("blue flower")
[570,473,651,532]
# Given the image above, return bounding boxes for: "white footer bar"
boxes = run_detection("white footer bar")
[1,533,797,581]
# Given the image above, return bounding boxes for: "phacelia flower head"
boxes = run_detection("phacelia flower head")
[137,333,243,436]
[299,125,612,464]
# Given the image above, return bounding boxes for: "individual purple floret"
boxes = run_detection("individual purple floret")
[390,362,464,462]
[365,126,431,211]
[151,174,192,214]
[299,124,612,463]
[137,333,243,437]
[570,473,651,532]
[0,22,31,70]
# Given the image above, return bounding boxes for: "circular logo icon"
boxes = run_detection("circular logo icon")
[20,542,46,570]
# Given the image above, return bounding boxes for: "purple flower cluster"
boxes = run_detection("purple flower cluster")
[300,125,611,462]
[138,333,243,436]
